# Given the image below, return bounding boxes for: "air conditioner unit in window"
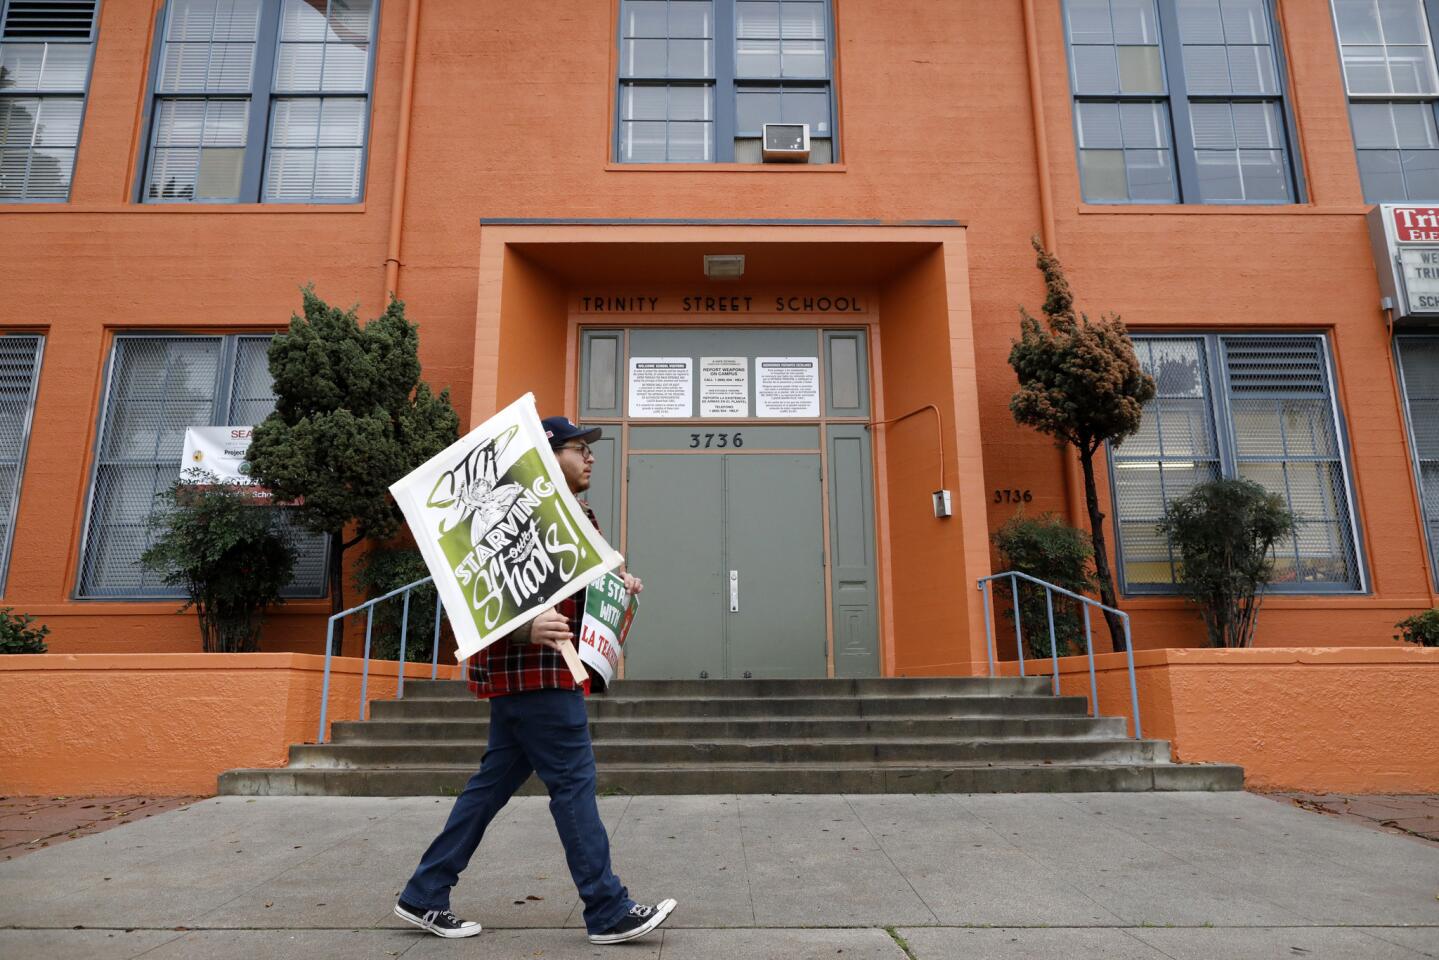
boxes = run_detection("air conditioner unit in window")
[762,123,810,163]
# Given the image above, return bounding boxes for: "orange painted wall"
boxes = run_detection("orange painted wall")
[0,654,460,795]
[1002,647,1439,793]
[1,0,1435,662]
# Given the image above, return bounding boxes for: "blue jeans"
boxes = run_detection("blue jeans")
[400,688,632,934]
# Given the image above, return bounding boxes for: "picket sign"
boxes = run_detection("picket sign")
[389,393,623,682]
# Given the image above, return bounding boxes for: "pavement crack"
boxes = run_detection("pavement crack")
[736,795,758,925]
[845,795,940,925]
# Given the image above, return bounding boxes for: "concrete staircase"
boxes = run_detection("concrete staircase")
[218,677,1243,795]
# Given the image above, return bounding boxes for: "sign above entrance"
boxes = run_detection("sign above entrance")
[756,357,820,418]
[629,357,693,417]
[700,356,748,417]
[577,294,869,315]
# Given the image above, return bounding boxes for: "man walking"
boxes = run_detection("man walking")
[395,416,676,945]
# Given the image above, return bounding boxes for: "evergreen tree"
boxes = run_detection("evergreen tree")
[1009,239,1156,651]
[247,287,459,616]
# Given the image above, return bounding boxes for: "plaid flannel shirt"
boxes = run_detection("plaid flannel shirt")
[466,504,598,699]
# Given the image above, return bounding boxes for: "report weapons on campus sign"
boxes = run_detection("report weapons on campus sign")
[390,393,623,666]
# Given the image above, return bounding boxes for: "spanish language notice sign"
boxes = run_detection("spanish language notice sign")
[390,393,622,674]
[755,357,820,417]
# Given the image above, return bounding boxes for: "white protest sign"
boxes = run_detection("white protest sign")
[389,394,623,674]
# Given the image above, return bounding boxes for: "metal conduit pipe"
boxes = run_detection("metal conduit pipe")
[383,0,422,301]
[1022,0,1087,530]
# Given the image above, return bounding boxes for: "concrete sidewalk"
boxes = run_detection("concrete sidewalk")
[1,793,1435,960]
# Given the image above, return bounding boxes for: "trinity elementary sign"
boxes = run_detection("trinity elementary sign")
[1368,205,1439,318]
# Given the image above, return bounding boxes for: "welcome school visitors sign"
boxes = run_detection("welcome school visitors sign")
[390,393,623,667]
[1368,204,1439,318]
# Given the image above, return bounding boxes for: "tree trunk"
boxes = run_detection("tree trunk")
[1079,447,1128,652]
[328,534,347,653]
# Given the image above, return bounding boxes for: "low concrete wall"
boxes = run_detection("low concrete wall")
[1000,646,1439,793]
[0,654,461,795]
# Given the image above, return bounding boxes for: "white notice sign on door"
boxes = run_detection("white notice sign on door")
[755,357,820,418]
[700,357,748,417]
[628,357,693,418]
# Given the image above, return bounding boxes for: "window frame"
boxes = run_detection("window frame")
[0,333,43,594]
[75,330,328,600]
[1109,331,1368,596]
[612,0,841,164]
[1062,0,1308,205]
[1330,0,1439,201]
[132,0,380,205]
[0,0,101,202]
[1394,331,1439,589]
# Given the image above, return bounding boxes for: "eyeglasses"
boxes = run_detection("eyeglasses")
[558,443,594,461]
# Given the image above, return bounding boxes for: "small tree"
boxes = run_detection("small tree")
[993,512,1097,659]
[1156,478,1296,648]
[0,608,49,654]
[246,288,459,615]
[141,474,296,652]
[1009,239,1156,651]
[1394,609,1439,647]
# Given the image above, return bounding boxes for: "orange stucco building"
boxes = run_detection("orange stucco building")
[3,0,1438,680]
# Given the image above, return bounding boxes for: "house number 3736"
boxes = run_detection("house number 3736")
[690,432,744,448]
[994,489,1033,504]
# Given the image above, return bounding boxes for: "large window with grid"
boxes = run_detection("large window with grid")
[0,334,42,593]
[140,0,376,204]
[1395,335,1439,587]
[615,0,837,164]
[77,334,327,599]
[0,0,98,201]
[1333,0,1439,201]
[1064,0,1303,203]
[1111,334,1365,593]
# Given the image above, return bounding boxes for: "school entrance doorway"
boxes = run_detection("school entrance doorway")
[579,326,880,679]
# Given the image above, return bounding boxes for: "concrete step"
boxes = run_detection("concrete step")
[370,694,1094,720]
[219,760,1243,796]
[400,677,1054,699]
[329,714,1130,743]
[289,736,1169,768]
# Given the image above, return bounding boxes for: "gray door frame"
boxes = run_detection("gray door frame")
[579,324,881,679]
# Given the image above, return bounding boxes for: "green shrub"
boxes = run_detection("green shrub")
[141,473,296,653]
[993,512,1097,658]
[353,545,446,662]
[1156,478,1295,648]
[0,608,49,654]
[1395,609,1439,647]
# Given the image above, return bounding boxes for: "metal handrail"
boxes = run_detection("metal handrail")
[316,575,444,743]
[976,570,1142,739]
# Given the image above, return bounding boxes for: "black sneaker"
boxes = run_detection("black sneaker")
[394,898,482,938]
[588,898,677,945]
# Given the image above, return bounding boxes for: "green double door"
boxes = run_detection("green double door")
[624,449,827,679]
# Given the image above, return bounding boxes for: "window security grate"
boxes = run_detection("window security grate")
[0,334,42,594]
[1396,336,1439,589]
[77,334,327,599]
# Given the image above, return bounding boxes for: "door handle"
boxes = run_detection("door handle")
[729,570,739,613]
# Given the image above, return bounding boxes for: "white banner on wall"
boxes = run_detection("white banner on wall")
[181,426,259,485]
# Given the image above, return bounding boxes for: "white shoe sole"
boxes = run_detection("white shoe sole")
[588,898,677,945]
[394,904,483,939]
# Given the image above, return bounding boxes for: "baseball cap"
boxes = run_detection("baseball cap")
[542,416,603,448]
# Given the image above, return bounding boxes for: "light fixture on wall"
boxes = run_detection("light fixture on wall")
[703,254,745,280]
